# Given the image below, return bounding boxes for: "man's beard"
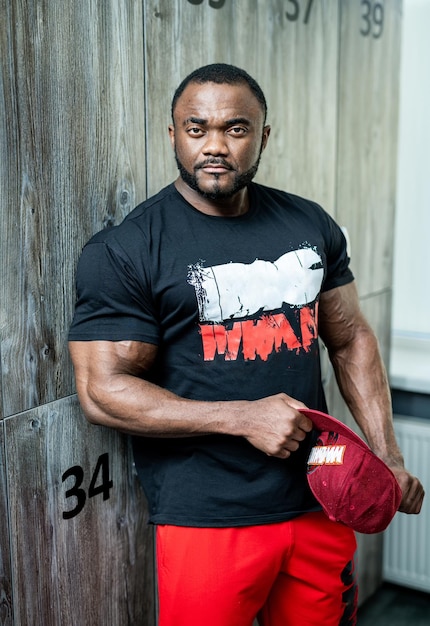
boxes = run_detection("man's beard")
[174,151,262,201]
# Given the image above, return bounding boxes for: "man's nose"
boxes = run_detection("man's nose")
[202,131,229,155]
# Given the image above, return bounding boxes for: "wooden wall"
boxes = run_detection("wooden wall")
[327,0,402,603]
[0,0,402,622]
[1,1,154,624]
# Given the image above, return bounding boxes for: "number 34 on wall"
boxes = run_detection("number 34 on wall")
[62,453,113,520]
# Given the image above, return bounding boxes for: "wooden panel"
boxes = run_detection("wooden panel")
[0,0,146,417]
[0,422,13,625]
[5,396,155,626]
[322,290,393,605]
[331,0,402,603]
[144,0,339,211]
[336,0,402,295]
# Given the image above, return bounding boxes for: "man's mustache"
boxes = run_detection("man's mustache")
[195,158,234,170]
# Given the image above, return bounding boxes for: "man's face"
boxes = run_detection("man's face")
[169,81,270,201]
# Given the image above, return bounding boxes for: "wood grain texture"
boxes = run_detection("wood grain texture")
[5,396,155,626]
[0,0,146,417]
[0,423,13,625]
[336,0,402,296]
[144,0,339,211]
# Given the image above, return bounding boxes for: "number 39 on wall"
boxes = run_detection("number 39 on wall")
[62,453,113,520]
[360,0,384,39]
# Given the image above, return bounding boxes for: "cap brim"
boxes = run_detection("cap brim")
[299,407,369,451]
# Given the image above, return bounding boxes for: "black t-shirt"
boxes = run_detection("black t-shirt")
[69,182,354,526]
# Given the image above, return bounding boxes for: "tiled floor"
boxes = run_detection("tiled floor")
[358,583,430,625]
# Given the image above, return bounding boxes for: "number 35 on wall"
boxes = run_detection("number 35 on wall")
[62,453,113,520]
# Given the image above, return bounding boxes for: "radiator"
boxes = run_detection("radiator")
[383,416,430,592]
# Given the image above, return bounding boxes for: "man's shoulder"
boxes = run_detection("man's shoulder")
[124,183,178,221]
[84,183,177,247]
[251,182,323,212]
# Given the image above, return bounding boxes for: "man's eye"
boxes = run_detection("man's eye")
[229,127,247,135]
[188,127,204,136]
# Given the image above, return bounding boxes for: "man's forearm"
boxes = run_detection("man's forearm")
[77,371,242,437]
[69,340,311,457]
[75,371,310,459]
[328,325,404,466]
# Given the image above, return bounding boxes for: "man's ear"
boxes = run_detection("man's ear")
[261,125,271,152]
[168,124,175,149]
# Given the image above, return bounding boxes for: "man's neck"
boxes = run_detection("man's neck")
[174,178,250,218]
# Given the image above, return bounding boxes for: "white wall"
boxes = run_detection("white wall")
[390,0,430,392]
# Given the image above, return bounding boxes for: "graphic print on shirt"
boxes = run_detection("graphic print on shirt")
[187,246,324,362]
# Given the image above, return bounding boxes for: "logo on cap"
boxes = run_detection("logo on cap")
[308,444,346,466]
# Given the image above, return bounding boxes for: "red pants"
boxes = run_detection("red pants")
[156,512,358,626]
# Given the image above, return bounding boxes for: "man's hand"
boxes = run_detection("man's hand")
[389,465,425,514]
[241,393,313,459]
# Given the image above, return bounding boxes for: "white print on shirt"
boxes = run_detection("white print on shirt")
[187,247,324,323]
[187,247,324,362]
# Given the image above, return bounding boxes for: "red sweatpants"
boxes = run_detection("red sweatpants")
[156,512,357,626]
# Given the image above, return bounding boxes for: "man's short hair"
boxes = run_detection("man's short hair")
[171,63,267,123]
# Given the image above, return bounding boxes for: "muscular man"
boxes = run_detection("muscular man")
[69,64,424,626]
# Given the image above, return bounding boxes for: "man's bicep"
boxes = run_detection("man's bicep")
[69,339,158,381]
[68,340,159,427]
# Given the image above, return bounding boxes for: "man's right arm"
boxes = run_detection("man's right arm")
[68,339,312,458]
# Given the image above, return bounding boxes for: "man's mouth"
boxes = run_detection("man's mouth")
[201,166,231,174]
[197,160,233,173]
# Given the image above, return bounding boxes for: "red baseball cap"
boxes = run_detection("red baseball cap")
[300,408,402,534]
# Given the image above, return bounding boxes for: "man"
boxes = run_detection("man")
[69,64,424,626]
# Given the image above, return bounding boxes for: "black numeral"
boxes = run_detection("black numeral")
[286,0,315,24]
[62,465,86,520]
[62,453,113,519]
[372,2,384,38]
[187,0,226,8]
[88,453,114,501]
[360,0,384,39]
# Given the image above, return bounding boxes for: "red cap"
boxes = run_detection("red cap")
[301,408,402,534]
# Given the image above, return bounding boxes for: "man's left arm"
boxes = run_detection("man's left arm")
[319,281,425,514]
